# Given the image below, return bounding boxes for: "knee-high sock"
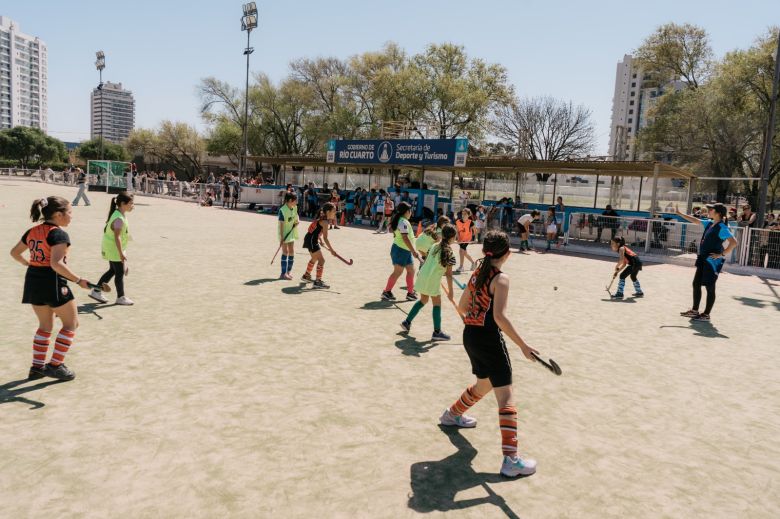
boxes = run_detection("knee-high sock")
[406,271,415,293]
[432,305,442,331]
[316,264,324,280]
[406,301,425,322]
[449,385,484,416]
[281,255,288,275]
[32,328,51,368]
[385,275,398,292]
[50,328,75,367]
[287,255,294,274]
[499,406,518,457]
[617,279,625,294]
[306,260,316,275]
[633,280,642,293]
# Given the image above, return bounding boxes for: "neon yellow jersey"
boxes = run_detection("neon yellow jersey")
[393,217,414,251]
[101,210,128,262]
[278,204,299,242]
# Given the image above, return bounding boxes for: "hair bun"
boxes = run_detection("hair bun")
[39,198,48,208]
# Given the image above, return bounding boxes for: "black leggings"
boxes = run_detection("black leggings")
[620,264,639,282]
[98,261,125,298]
[692,264,716,315]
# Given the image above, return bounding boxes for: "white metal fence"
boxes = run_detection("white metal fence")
[741,227,780,270]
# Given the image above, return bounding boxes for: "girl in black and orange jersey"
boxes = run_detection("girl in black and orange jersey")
[302,202,338,289]
[609,236,644,299]
[439,230,540,478]
[9,197,96,381]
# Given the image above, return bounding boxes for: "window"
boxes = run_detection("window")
[629,109,634,115]
[628,118,633,123]
[627,127,632,132]
[632,73,637,79]
[630,92,635,97]
[630,100,635,106]
[631,82,636,87]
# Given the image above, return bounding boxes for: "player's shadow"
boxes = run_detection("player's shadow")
[732,296,780,311]
[281,283,340,295]
[77,302,117,319]
[244,278,280,286]
[361,300,401,311]
[395,335,438,357]
[600,297,637,303]
[0,378,67,410]
[408,426,522,518]
[659,323,729,339]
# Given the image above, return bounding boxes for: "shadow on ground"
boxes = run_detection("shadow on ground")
[77,302,118,319]
[281,283,340,295]
[732,295,780,311]
[395,335,437,357]
[244,278,280,286]
[408,426,524,518]
[659,322,729,339]
[0,378,67,409]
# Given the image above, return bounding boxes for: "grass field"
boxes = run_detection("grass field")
[1,178,779,519]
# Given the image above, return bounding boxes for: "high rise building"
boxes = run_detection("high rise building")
[91,81,135,144]
[0,17,48,131]
[608,54,683,161]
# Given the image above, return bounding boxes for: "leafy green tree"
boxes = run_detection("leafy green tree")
[0,127,67,168]
[634,23,713,89]
[77,138,130,162]
[126,122,204,178]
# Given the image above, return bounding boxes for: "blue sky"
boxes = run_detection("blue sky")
[4,0,778,153]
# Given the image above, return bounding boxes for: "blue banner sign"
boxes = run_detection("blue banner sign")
[327,138,468,167]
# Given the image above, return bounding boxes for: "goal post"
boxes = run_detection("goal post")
[87,160,132,193]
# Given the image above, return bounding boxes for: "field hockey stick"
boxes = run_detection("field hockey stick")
[85,281,111,292]
[327,246,354,265]
[271,223,297,264]
[605,272,618,295]
[441,281,465,318]
[531,352,562,376]
[453,277,466,290]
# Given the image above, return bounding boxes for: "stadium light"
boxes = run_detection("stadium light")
[239,3,260,184]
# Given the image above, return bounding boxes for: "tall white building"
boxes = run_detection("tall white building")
[608,54,683,161]
[0,16,48,131]
[91,81,135,144]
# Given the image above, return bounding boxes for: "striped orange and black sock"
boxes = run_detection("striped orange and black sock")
[449,385,484,416]
[32,328,51,368]
[316,264,324,280]
[499,406,518,457]
[50,328,75,367]
[306,260,316,275]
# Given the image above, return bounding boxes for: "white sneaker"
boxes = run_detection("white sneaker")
[439,408,477,428]
[89,289,108,304]
[116,296,134,305]
[500,455,537,477]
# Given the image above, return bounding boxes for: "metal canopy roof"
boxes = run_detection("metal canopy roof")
[247,155,695,179]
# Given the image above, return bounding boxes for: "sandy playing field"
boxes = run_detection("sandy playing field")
[1,178,779,519]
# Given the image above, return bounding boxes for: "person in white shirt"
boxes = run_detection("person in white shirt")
[517,210,540,251]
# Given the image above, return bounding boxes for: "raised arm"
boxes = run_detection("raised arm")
[674,206,701,225]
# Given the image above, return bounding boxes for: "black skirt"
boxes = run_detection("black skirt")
[22,267,74,307]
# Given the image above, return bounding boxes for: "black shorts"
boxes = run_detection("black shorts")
[462,325,512,387]
[303,234,321,253]
[459,243,469,251]
[517,223,527,234]
[22,267,74,308]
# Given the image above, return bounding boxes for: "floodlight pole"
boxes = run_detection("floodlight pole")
[756,31,780,228]
[242,28,252,185]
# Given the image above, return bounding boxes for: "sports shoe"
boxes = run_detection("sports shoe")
[400,320,411,332]
[44,363,75,381]
[406,291,418,301]
[500,455,537,477]
[28,365,46,380]
[313,279,329,289]
[283,273,294,280]
[279,273,287,279]
[680,309,699,318]
[454,268,463,274]
[381,290,396,301]
[89,289,108,304]
[611,292,624,300]
[301,273,313,283]
[692,313,710,322]
[439,408,477,428]
[116,296,134,305]
[633,292,644,297]
[431,331,451,342]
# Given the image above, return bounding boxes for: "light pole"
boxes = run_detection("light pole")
[757,31,780,228]
[240,3,258,184]
[95,51,105,162]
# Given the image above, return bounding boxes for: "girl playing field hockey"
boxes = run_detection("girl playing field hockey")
[278,192,299,280]
[302,202,338,289]
[9,197,96,381]
[440,230,540,478]
[89,191,135,305]
[400,224,457,341]
[516,210,540,251]
[544,206,558,251]
[415,215,450,262]
[455,208,476,273]
[381,202,420,301]
[609,236,644,299]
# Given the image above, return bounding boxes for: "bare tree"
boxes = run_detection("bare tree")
[493,96,596,200]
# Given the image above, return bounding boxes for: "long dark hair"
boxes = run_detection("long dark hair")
[610,236,626,248]
[317,202,336,220]
[390,202,412,232]
[473,230,510,291]
[423,215,450,239]
[106,191,134,223]
[30,196,69,222]
[438,224,457,268]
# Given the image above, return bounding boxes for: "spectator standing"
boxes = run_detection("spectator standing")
[596,205,620,242]
[72,168,91,206]
[739,205,756,228]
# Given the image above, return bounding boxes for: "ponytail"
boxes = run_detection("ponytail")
[30,196,69,222]
[438,224,457,268]
[106,191,134,223]
[474,230,510,291]
[390,202,411,232]
[611,236,626,248]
